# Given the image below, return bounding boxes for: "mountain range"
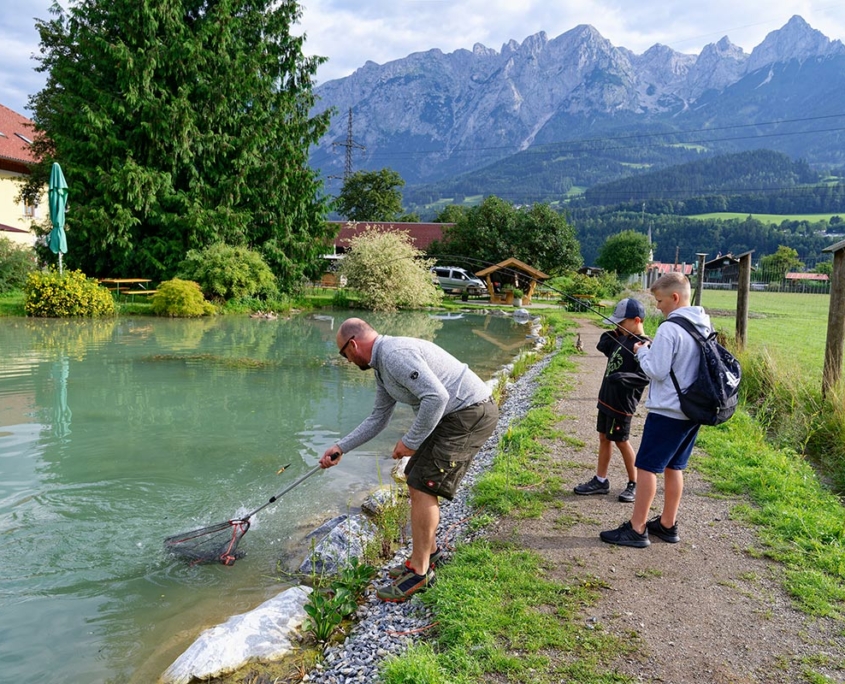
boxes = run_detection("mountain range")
[310,16,845,206]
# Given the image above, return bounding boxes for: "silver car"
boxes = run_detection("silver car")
[431,266,488,296]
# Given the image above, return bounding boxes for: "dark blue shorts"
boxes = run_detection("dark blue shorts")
[635,412,700,474]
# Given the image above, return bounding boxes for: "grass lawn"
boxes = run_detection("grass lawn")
[687,211,843,224]
[699,289,829,376]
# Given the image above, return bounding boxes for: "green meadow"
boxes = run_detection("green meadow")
[688,211,843,224]
[698,289,829,377]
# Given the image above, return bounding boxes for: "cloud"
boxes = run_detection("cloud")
[4,0,845,114]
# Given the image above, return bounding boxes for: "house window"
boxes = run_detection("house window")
[23,201,37,218]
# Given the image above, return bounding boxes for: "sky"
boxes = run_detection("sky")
[2,1,845,118]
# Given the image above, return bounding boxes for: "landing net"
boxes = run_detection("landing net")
[164,519,250,566]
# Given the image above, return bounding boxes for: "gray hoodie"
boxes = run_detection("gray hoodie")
[337,335,491,454]
[636,306,712,420]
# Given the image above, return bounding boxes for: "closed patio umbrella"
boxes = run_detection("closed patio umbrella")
[48,162,68,274]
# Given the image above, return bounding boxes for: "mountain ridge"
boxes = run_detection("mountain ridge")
[311,15,845,197]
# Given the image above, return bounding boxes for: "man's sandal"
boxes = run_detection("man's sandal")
[376,566,435,603]
[387,547,443,579]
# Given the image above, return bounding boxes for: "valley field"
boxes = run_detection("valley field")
[698,289,829,376]
[689,211,843,224]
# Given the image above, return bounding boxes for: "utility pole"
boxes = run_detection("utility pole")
[331,108,366,181]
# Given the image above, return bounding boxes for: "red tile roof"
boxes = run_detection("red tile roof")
[785,272,828,281]
[329,221,450,251]
[0,104,37,168]
[648,261,694,275]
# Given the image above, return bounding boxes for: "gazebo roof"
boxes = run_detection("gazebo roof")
[474,257,550,280]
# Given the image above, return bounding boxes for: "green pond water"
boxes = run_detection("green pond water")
[0,310,533,683]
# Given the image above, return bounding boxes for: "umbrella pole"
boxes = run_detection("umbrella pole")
[58,252,63,275]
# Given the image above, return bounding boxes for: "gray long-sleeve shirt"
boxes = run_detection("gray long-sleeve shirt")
[336,335,492,453]
[636,306,712,420]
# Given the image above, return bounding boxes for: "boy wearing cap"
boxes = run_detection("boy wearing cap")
[574,297,649,503]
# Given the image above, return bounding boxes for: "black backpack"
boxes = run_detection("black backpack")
[665,317,742,426]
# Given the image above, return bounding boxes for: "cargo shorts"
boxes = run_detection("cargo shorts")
[405,398,499,500]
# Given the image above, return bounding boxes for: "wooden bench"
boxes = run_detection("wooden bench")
[123,289,157,301]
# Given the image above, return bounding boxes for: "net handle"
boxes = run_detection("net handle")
[243,455,336,520]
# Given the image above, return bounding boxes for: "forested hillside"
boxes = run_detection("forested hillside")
[571,208,837,267]
[580,150,820,206]
[404,133,707,211]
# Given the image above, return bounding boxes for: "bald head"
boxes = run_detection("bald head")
[336,318,378,369]
[338,318,377,342]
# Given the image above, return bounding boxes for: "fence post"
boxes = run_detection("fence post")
[694,253,707,306]
[822,240,845,395]
[735,251,753,350]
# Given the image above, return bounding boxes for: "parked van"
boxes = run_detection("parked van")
[431,266,488,296]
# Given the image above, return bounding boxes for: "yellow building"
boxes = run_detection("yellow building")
[0,104,43,247]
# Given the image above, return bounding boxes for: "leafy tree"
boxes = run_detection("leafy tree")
[427,196,581,275]
[596,230,651,277]
[433,205,467,224]
[338,227,442,312]
[336,169,405,221]
[25,0,333,291]
[814,260,834,276]
[759,245,804,279]
[177,243,279,302]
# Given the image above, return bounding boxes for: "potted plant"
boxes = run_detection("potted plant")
[512,288,524,307]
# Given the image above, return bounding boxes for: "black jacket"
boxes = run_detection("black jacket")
[596,330,650,419]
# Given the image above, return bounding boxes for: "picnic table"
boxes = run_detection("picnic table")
[99,278,156,299]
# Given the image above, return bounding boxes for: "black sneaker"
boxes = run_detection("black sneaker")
[646,515,680,543]
[618,481,636,503]
[574,476,610,496]
[599,520,650,548]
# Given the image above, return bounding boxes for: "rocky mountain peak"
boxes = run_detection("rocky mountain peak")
[746,14,845,72]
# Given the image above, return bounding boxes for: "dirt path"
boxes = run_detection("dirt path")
[491,319,844,684]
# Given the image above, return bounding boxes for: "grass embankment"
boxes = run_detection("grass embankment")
[380,312,845,684]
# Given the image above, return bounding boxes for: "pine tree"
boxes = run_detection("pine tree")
[26,0,333,290]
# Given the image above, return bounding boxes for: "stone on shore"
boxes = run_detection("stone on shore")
[160,585,311,684]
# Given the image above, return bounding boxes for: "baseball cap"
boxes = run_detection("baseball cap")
[608,298,645,325]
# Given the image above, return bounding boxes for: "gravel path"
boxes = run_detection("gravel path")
[304,319,845,683]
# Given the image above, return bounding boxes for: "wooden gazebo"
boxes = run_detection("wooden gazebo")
[475,258,551,305]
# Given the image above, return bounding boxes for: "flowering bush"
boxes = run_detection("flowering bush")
[150,279,217,317]
[24,269,116,317]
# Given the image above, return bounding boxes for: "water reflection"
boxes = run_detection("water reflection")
[0,311,531,683]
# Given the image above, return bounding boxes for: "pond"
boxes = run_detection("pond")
[0,310,533,683]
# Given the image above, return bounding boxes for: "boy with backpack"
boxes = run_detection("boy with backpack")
[574,298,650,503]
[600,272,716,548]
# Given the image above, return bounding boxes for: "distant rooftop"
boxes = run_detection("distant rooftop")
[0,104,37,169]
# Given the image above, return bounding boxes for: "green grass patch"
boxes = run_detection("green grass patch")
[380,542,635,684]
[0,291,25,316]
[688,212,842,223]
[697,412,845,618]
[699,289,829,376]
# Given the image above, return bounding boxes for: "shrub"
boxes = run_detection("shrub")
[150,279,217,317]
[338,227,443,312]
[0,237,37,294]
[24,269,115,317]
[177,243,279,302]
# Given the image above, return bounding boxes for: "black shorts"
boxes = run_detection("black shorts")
[596,411,632,442]
[405,399,499,500]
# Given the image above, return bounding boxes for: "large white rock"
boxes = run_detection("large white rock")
[160,585,312,684]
